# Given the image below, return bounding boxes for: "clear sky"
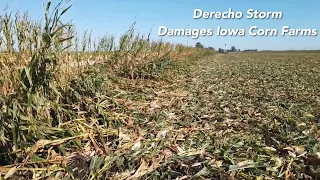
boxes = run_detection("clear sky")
[1,0,320,50]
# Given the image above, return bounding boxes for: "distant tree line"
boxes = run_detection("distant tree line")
[218,46,240,53]
[195,42,258,53]
[195,42,215,51]
[207,46,215,50]
[195,42,204,49]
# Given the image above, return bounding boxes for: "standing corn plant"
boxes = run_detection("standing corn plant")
[20,0,73,95]
[2,10,14,54]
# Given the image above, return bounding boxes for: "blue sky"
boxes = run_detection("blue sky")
[1,0,320,50]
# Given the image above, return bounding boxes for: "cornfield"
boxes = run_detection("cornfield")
[0,1,214,179]
[1,1,320,180]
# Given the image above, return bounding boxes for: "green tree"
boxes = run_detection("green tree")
[231,46,236,52]
[195,42,204,48]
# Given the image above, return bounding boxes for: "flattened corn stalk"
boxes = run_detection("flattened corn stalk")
[0,0,215,179]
